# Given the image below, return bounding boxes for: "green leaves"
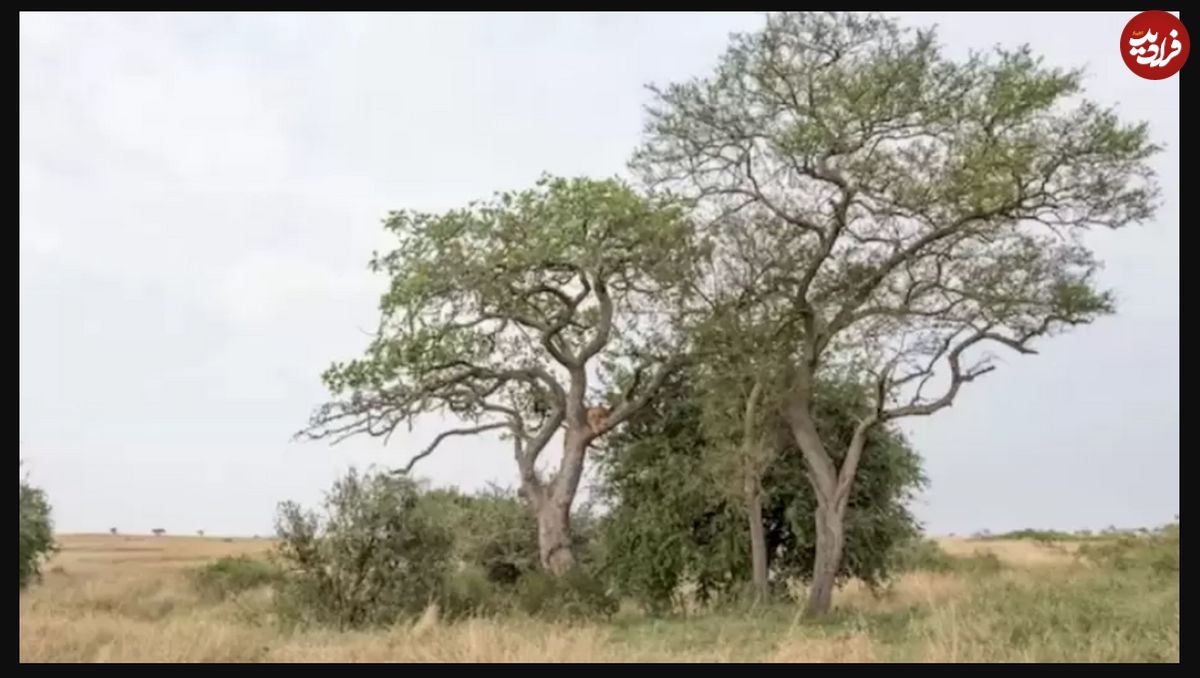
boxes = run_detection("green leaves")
[595,367,926,608]
[633,11,1161,421]
[273,471,455,628]
[19,469,56,590]
[304,174,706,501]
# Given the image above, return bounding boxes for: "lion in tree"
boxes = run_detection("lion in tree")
[586,405,611,435]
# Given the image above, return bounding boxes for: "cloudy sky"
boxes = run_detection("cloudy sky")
[19,12,1178,537]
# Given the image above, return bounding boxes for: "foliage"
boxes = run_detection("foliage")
[421,485,540,585]
[301,175,707,575]
[273,469,455,629]
[193,556,281,601]
[19,468,56,590]
[1078,521,1179,577]
[514,569,618,621]
[630,10,1161,614]
[888,538,956,573]
[438,564,507,619]
[595,367,925,611]
[308,175,700,437]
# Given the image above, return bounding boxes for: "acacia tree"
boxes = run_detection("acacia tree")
[633,12,1160,614]
[302,176,701,575]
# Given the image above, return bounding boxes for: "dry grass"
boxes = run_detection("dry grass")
[19,533,1178,663]
[934,537,1078,568]
[46,534,274,575]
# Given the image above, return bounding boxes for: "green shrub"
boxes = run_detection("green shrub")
[439,565,505,619]
[420,485,540,585]
[19,470,56,590]
[889,538,955,573]
[1078,523,1179,577]
[595,369,927,612]
[273,469,455,629]
[886,537,1003,577]
[985,528,1067,542]
[515,569,617,620]
[193,556,280,600]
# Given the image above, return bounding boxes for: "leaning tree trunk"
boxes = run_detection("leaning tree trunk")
[806,497,846,616]
[784,378,857,617]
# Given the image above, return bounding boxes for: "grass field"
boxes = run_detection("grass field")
[19,531,1178,663]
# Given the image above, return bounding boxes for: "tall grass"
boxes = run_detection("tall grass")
[18,532,1178,662]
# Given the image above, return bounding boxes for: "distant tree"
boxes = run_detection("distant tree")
[151,528,166,537]
[110,527,118,536]
[197,530,205,537]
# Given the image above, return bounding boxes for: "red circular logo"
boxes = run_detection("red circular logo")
[1122,11,1189,80]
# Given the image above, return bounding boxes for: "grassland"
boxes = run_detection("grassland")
[19,531,1178,663]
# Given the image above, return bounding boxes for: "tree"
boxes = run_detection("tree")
[19,465,55,590]
[595,366,924,611]
[301,176,704,575]
[632,12,1160,614]
[688,302,788,603]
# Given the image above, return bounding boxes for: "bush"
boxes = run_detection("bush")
[596,370,927,612]
[193,556,280,600]
[19,470,56,590]
[273,469,455,629]
[439,565,506,619]
[421,485,540,585]
[1078,522,1179,577]
[987,528,1079,543]
[514,569,617,620]
[889,538,956,573]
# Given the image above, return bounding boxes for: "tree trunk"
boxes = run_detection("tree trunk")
[536,499,575,575]
[806,498,845,617]
[746,486,769,603]
[532,432,589,576]
[740,380,770,602]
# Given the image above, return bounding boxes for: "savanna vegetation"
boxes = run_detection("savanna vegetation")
[20,11,1174,664]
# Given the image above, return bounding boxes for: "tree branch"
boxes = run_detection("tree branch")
[393,423,510,475]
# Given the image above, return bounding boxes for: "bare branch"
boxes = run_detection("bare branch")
[394,423,510,475]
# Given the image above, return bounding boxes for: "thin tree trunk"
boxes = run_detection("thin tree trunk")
[740,379,769,602]
[746,485,769,603]
[806,498,845,616]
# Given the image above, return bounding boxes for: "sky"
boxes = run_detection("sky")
[19,12,1179,537]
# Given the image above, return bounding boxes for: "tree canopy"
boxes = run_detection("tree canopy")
[302,175,707,572]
